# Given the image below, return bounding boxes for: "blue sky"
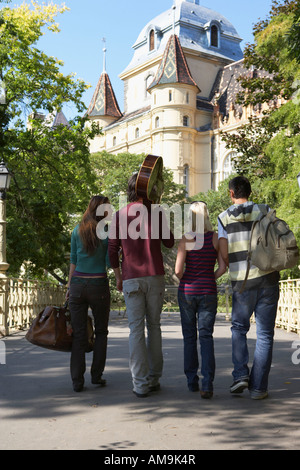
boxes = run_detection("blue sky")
[13,0,274,118]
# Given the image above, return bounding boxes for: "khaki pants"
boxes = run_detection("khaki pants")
[123,275,165,394]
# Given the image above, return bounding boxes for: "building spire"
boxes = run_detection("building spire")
[147,34,200,92]
[102,37,106,73]
[172,4,176,34]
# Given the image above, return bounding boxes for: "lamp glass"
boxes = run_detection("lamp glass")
[0,173,8,191]
[0,161,11,191]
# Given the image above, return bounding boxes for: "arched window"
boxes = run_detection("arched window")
[135,128,140,139]
[113,136,116,146]
[183,115,189,127]
[186,92,189,104]
[169,90,172,102]
[183,165,189,195]
[211,25,218,48]
[223,152,236,179]
[149,30,155,51]
[155,116,160,128]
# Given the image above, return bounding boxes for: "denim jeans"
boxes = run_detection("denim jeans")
[178,290,217,392]
[69,277,110,388]
[231,284,279,392]
[123,275,165,395]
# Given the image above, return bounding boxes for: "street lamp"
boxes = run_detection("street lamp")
[0,161,11,198]
[297,172,300,189]
[0,160,12,278]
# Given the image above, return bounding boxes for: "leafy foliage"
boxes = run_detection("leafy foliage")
[220,0,300,279]
[0,2,99,278]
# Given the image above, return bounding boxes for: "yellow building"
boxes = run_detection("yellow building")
[87,0,254,196]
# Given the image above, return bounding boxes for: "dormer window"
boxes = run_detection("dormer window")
[211,25,219,48]
[149,30,155,51]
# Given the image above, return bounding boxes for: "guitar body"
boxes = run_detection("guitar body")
[136,155,164,204]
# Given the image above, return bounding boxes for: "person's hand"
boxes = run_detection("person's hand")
[65,288,70,301]
[116,278,123,292]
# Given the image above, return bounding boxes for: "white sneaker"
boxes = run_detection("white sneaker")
[250,390,268,400]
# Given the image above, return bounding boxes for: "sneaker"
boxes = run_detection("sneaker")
[250,390,268,400]
[230,379,249,394]
[133,390,148,398]
[91,378,106,386]
[149,383,160,392]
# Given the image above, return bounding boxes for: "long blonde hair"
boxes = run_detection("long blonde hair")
[189,201,213,233]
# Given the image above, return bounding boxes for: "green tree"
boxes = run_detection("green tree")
[0,2,100,279]
[220,0,300,278]
[90,151,187,208]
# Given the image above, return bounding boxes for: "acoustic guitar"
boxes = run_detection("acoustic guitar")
[135,154,164,204]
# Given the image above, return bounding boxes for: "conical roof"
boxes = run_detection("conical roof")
[87,72,122,118]
[147,34,200,92]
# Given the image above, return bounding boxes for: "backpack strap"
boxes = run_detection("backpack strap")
[239,217,260,294]
[238,204,269,294]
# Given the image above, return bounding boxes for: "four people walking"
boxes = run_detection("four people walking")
[66,174,281,400]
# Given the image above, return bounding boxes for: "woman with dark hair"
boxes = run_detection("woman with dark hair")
[66,195,111,392]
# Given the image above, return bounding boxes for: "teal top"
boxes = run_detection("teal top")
[70,224,110,274]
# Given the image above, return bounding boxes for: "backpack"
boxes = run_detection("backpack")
[240,207,299,293]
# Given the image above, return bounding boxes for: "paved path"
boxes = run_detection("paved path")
[0,311,299,451]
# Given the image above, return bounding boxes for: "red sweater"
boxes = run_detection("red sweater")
[108,202,174,280]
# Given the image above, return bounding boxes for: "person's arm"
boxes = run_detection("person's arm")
[218,238,229,267]
[175,237,187,280]
[159,208,175,248]
[65,263,76,300]
[66,230,78,299]
[212,234,227,280]
[212,232,227,279]
[108,213,123,291]
[217,218,229,267]
[113,267,123,292]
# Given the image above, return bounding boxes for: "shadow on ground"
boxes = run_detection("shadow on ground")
[0,312,299,450]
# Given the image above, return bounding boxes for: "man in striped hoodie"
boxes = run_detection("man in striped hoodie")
[218,176,279,400]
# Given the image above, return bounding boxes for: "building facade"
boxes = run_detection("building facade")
[86,0,265,196]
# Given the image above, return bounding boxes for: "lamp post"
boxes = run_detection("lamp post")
[0,160,12,277]
[297,172,300,189]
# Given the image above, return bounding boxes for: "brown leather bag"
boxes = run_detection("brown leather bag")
[25,303,94,352]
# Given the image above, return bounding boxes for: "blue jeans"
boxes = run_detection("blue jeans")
[123,275,165,395]
[231,284,279,392]
[178,291,217,392]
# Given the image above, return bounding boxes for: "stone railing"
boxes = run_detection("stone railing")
[0,277,299,337]
[0,277,66,336]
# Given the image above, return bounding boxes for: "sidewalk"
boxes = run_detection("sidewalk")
[0,311,299,451]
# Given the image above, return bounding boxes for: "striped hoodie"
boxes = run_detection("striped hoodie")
[218,202,279,291]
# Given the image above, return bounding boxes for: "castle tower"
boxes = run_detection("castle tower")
[88,1,244,194]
